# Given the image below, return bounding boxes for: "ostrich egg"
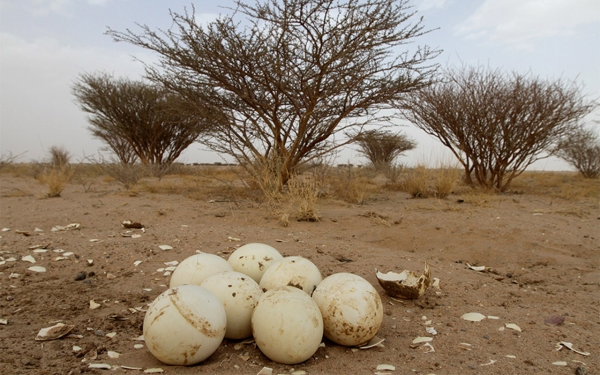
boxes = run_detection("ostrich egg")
[227,243,283,283]
[169,253,233,288]
[312,273,383,346]
[200,271,264,339]
[251,286,323,364]
[259,256,322,295]
[143,285,227,365]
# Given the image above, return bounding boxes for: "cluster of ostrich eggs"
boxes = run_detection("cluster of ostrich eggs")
[143,243,383,367]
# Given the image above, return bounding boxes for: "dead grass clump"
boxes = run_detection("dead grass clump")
[265,177,321,227]
[398,164,460,198]
[39,166,73,197]
[328,166,376,204]
[510,171,600,200]
[48,146,71,168]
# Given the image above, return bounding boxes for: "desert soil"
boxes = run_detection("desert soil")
[0,174,598,375]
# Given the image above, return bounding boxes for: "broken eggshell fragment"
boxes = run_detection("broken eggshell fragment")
[376,263,431,299]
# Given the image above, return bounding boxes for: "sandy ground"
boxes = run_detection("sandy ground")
[0,174,598,375]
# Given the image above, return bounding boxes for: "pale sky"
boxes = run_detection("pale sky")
[1,0,599,170]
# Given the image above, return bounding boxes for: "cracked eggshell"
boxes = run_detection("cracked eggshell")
[251,286,323,365]
[143,285,226,366]
[227,243,283,283]
[376,263,431,299]
[200,271,263,340]
[312,273,383,346]
[259,256,322,295]
[169,253,233,288]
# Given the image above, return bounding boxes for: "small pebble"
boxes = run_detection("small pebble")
[483,335,489,340]
[94,330,105,337]
[576,366,587,375]
[75,272,87,281]
[6,296,14,301]
[506,273,513,278]
[87,271,95,277]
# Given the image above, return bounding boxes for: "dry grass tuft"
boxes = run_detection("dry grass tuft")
[510,171,600,200]
[397,163,460,198]
[328,166,377,204]
[39,166,73,197]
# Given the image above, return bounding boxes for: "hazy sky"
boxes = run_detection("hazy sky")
[1,0,599,170]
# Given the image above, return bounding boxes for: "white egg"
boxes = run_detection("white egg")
[200,271,263,339]
[169,253,233,288]
[227,243,283,283]
[312,273,383,346]
[251,286,323,364]
[143,285,226,365]
[259,256,322,295]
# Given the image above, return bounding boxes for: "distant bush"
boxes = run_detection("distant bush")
[553,126,600,179]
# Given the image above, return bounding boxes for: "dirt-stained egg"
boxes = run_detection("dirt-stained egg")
[227,243,283,283]
[169,253,233,288]
[312,273,383,346]
[259,256,322,295]
[251,286,323,364]
[143,285,227,365]
[200,271,264,339]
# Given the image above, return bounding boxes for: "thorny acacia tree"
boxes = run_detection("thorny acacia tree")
[402,65,597,192]
[353,129,415,168]
[107,0,440,188]
[72,73,211,165]
[553,125,600,178]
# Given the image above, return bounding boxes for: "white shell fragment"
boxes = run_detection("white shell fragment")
[88,364,111,369]
[412,336,433,344]
[107,351,120,359]
[35,323,75,341]
[556,341,590,356]
[143,369,164,374]
[376,263,431,299]
[552,361,568,366]
[376,364,396,371]
[426,326,437,335]
[0,319,8,325]
[461,312,486,322]
[466,263,488,272]
[28,266,46,273]
[256,367,273,375]
[51,223,80,232]
[480,359,496,366]
[134,344,144,349]
[505,323,522,332]
[359,336,385,349]
[22,255,36,263]
[158,245,172,251]
[134,260,142,267]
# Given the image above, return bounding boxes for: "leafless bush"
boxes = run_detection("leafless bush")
[108,0,440,190]
[353,130,416,171]
[402,65,597,192]
[553,126,600,178]
[89,155,148,190]
[0,151,25,171]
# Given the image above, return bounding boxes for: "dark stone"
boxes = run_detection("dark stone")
[74,272,87,281]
